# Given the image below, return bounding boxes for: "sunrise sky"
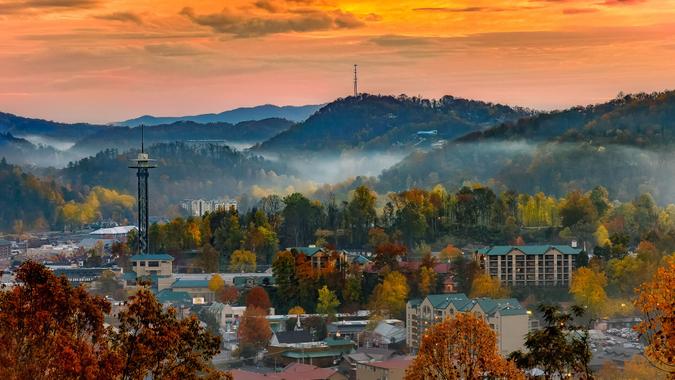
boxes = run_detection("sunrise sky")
[2,0,675,123]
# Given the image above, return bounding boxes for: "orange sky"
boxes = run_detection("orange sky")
[2,0,675,123]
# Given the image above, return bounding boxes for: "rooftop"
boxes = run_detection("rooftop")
[90,226,137,235]
[476,245,582,256]
[362,357,413,370]
[170,279,209,289]
[130,253,174,261]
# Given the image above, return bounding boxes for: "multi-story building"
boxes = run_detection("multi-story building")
[355,357,412,380]
[475,245,582,287]
[287,246,348,271]
[0,239,12,257]
[406,293,528,355]
[180,199,237,217]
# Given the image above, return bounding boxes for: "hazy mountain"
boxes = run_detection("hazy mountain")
[458,92,675,146]
[119,104,322,126]
[70,118,294,156]
[0,132,75,167]
[59,142,300,213]
[378,91,675,202]
[0,112,105,146]
[255,94,532,154]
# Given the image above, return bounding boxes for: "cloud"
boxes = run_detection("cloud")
[370,35,433,47]
[563,7,600,14]
[95,11,143,24]
[601,0,646,5]
[180,6,365,37]
[0,0,100,14]
[413,7,487,12]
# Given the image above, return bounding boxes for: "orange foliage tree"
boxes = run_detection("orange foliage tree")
[406,313,523,380]
[245,286,272,312]
[0,261,226,380]
[634,255,675,376]
[238,306,272,357]
[0,261,120,380]
[111,287,222,380]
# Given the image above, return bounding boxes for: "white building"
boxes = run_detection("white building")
[180,199,238,217]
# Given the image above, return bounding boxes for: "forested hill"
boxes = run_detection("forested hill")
[70,118,294,155]
[0,133,70,167]
[378,92,675,202]
[0,159,68,231]
[457,91,675,147]
[0,112,105,141]
[255,94,532,153]
[60,142,296,213]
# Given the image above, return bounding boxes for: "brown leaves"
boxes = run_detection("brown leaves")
[0,261,224,380]
[633,254,675,375]
[405,313,524,380]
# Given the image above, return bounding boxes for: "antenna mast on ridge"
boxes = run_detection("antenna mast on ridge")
[353,64,358,97]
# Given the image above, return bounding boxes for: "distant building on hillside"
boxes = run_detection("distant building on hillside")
[406,293,528,355]
[180,198,237,217]
[0,239,12,257]
[474,245,582,287]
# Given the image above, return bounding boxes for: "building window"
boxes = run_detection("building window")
[139,261,146,267]
[148,261,160,267]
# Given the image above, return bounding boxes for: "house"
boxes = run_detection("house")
[268,327,355,368]
[231,363,346,380]
[406,293,528,355]
[474,245,581,287]
[339,347,397,380]
[287,247,348,271]
[355,357,413,380]
[370,320,406,348]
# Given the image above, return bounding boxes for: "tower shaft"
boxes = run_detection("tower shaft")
[136,167,150,255]
[353,64,358,97]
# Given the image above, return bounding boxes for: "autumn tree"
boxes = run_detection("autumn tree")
[237,306,272,358]
[510,304,593,379]
[369,271,409,319]
[229,249,256,272]
[288,306,305,315]
[0,261,121,380]
[570,267,608,316]
[470,273,510,299]
[245,286,272,312]
[208,274,225,292]
[217,285,239,305]
[316,286,340,319]
[373,242,407,270]
[438,244,462,262]
[633,255,675,376]
[111,287,223,380]
[406,313,524,380]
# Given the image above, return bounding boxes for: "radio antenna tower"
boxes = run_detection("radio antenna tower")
[353,64,358,97]
[129,124,156,255]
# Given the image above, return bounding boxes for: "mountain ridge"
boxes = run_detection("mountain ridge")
[118,104,322,126]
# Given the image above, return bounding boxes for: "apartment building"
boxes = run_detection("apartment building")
[475,245,582,287]
[406,293,528,355]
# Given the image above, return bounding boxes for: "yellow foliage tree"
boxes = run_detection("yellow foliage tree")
[369,271,409,319]
[418,266,437,297]
[208,275,224,292]
[570,267,608,317]
[469,273,510,299]
[595,224,611,247]
[288,306,305,315]
[634,255,675,376]
[406,313,524,380]
[229,249,256,273]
